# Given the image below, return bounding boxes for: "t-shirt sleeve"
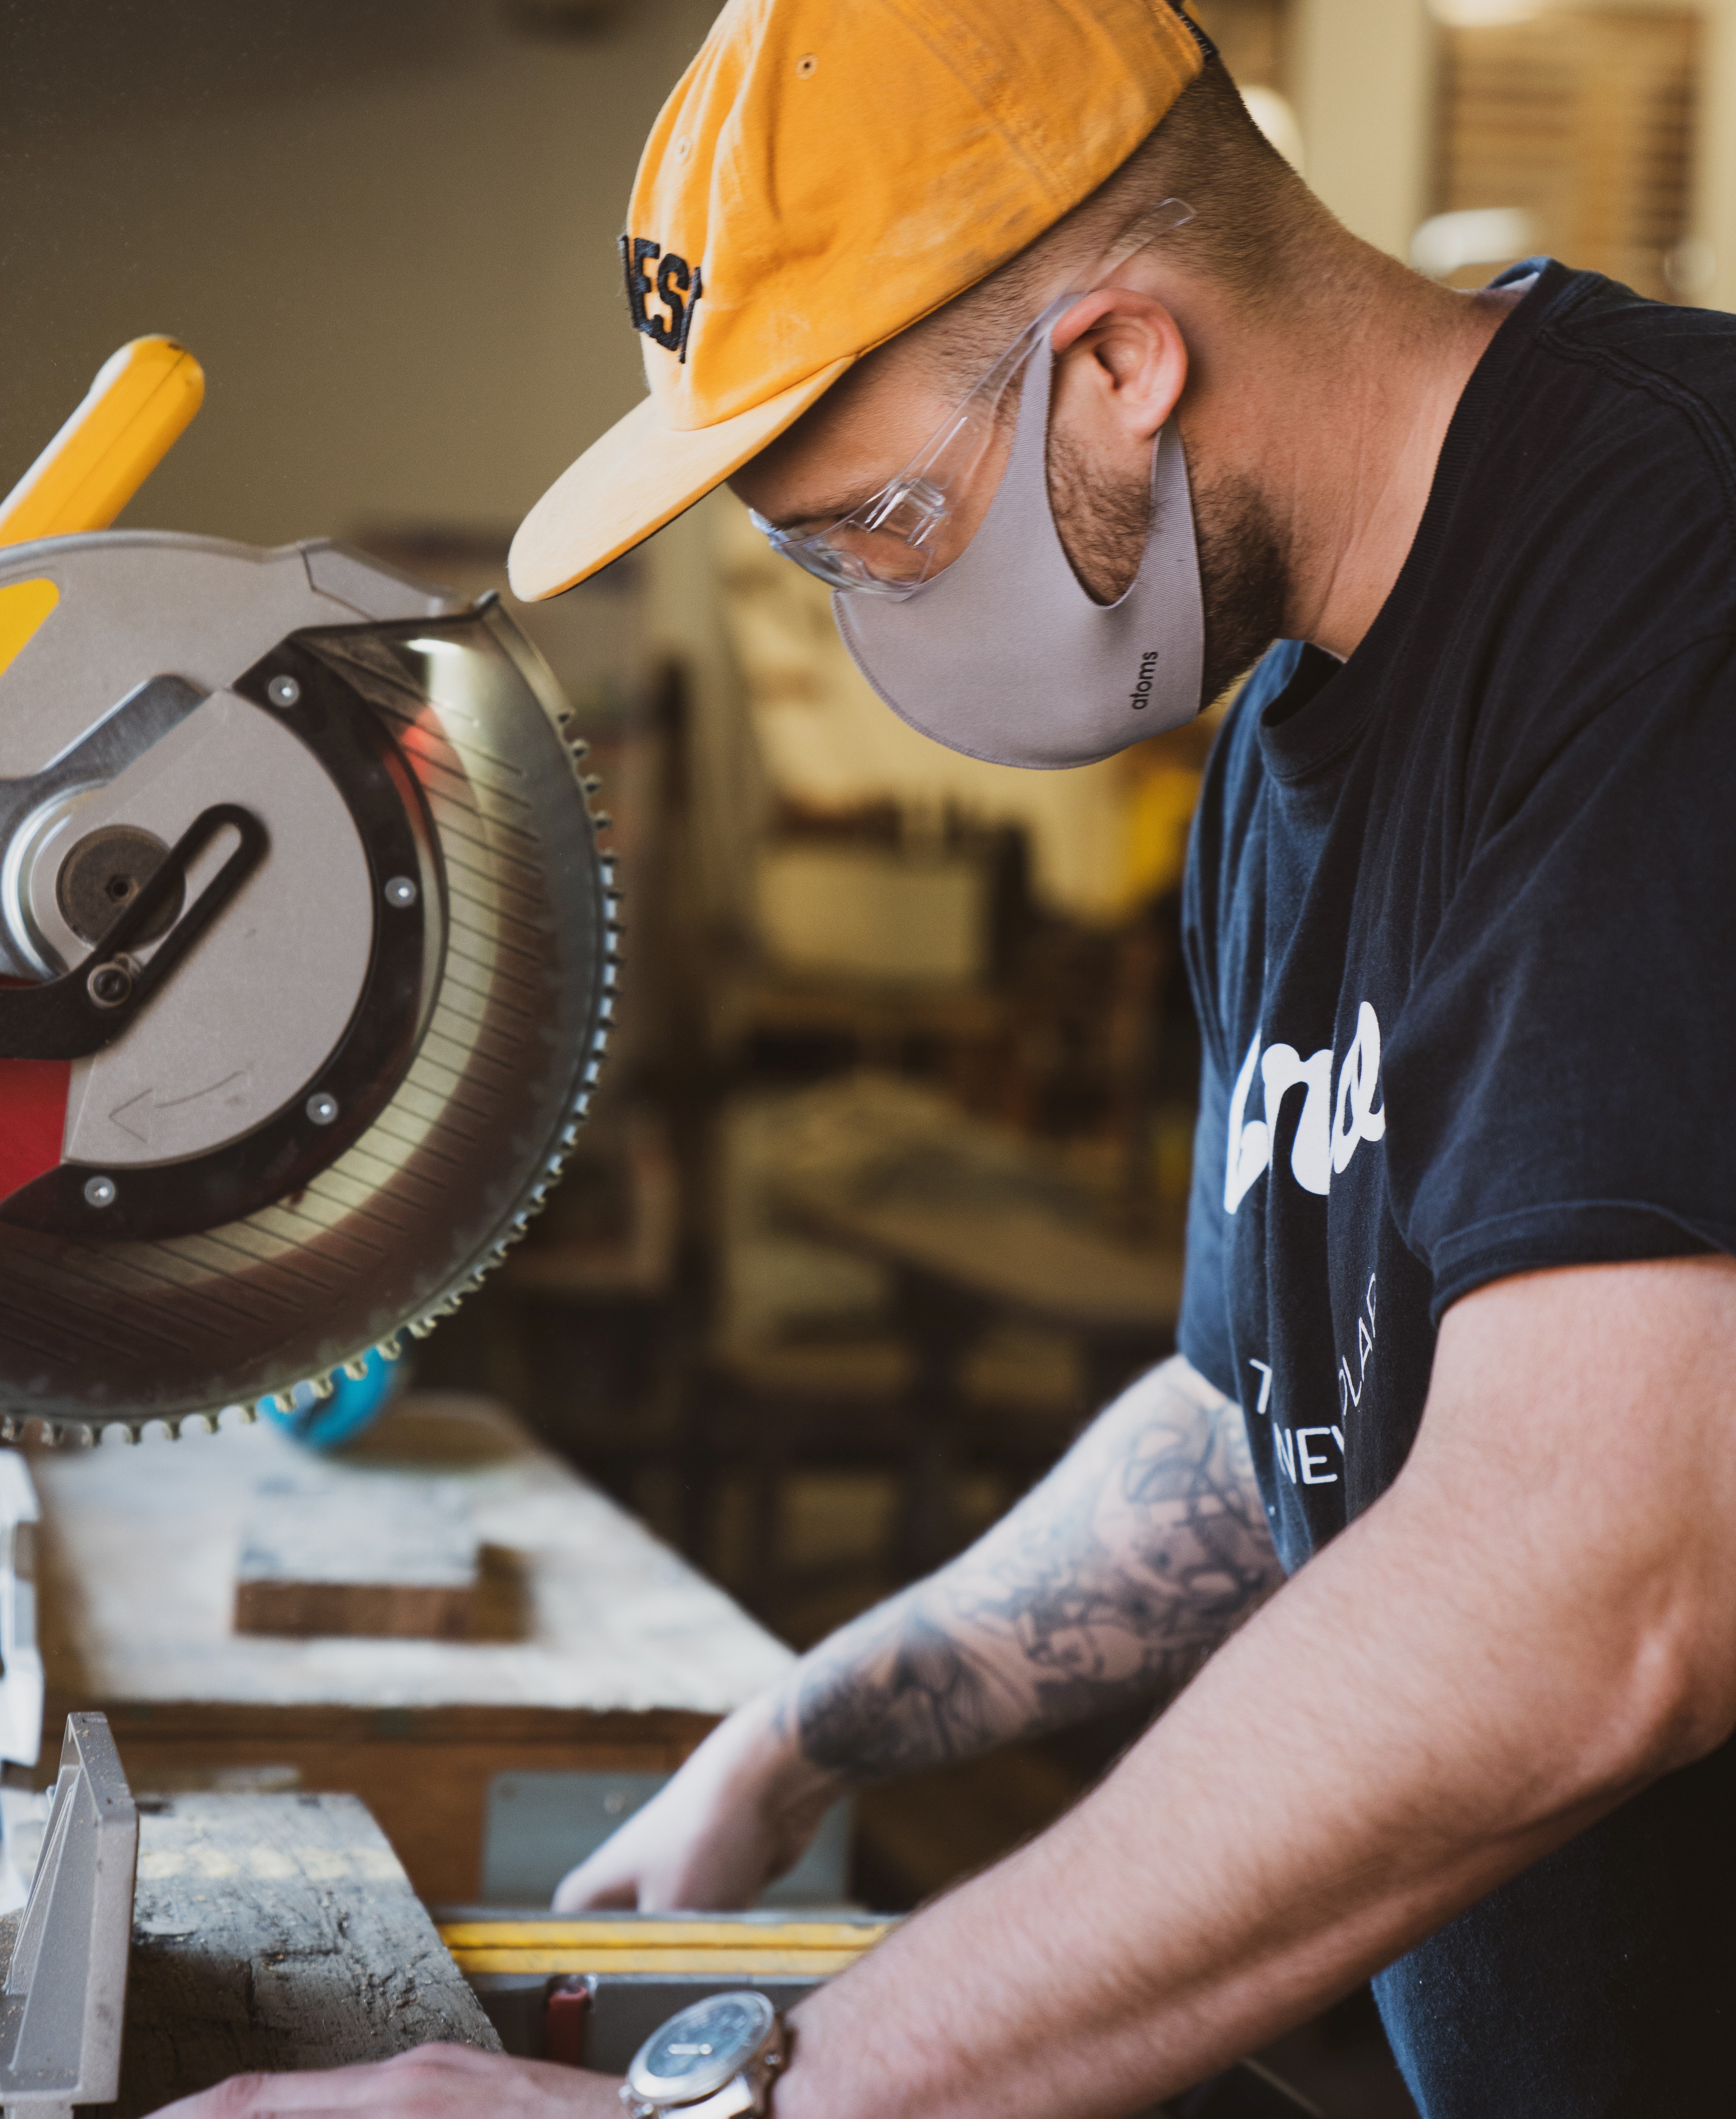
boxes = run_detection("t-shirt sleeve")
[1386,630,1736,1318]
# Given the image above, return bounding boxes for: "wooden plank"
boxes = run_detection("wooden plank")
[448,1946,870,1976]
[115,1791,497,2118]
[235,1486,480,1640]
[439,1918,895,1950]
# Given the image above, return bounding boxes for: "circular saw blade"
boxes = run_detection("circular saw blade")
[0,531,616,1440]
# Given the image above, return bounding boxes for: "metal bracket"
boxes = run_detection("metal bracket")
[0,802,266,1061]
[0,675,208,984]
[0,1715,137,2119]
[0,1458,42,1781]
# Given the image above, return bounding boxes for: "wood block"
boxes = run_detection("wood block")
[116,1790,498,2117]
[235,1488,480,1640]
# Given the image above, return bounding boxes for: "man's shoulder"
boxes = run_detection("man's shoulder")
[1539,267,1736,398]
[1529,269,1736,523]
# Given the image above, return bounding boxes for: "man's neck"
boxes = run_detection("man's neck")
[1181,245,1526,662]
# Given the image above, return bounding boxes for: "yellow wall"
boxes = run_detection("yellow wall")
[1294,0,1435,259]
[1699,1,1736,311]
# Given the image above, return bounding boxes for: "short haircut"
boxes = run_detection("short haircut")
[910,59,1323,381]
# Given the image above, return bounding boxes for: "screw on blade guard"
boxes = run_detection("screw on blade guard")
[0,804,264,1061]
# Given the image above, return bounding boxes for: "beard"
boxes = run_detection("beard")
[1047,428,1291,707]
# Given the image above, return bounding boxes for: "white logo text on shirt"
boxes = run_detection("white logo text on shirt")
[1224,1002,1386,1213]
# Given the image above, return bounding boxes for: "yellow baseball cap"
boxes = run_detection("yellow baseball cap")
[508,0,1208,602]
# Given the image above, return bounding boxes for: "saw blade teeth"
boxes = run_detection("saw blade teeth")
[77,711,618,1431]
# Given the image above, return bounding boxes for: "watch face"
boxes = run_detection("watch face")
[629,1992,776,2104]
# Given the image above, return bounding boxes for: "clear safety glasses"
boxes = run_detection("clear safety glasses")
[750,201,1194,601]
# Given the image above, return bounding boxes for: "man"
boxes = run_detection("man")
[163,1,1736,2113]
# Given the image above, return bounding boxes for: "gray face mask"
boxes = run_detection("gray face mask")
[832,333,1204,770]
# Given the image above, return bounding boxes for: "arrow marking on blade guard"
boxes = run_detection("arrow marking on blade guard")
[110,1070,253,1148]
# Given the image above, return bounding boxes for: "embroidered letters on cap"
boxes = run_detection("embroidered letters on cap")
[621,235,704,363]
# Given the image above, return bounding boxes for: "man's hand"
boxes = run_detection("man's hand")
[146,2044,621,2119]
[556,1356,1276,1911]
[554,1691,837,1910]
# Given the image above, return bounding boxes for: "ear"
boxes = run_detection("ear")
[1047,287,1188,446]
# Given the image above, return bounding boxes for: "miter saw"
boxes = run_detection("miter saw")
[0,338,617,1443]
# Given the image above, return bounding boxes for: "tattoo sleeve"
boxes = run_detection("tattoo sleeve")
[787,1354,1282,1782]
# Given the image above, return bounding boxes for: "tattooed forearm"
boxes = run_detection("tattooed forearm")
[787,1355,1281,1782]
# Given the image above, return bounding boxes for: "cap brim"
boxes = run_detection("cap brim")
[508,357,853,601]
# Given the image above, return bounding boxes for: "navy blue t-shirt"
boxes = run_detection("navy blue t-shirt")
[1178,262,1736,2115]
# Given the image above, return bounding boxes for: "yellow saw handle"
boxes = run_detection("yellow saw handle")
[0,335,205,549]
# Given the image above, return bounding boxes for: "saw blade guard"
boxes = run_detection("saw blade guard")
[0,532,615,1438]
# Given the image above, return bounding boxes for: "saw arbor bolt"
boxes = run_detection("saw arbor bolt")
[58,823,182,948]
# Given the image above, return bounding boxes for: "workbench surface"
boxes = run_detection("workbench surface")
[33,1393,790,1712]
[27,1395,792,1899]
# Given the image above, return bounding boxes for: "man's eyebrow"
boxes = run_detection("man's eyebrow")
[755,486,879,533]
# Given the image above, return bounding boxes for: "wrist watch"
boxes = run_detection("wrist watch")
[619,1991,788,2119]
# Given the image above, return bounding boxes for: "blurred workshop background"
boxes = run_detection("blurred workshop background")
[4,3,1732,2107]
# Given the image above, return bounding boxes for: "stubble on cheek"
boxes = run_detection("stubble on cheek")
[1046,425,1152,607]
[1047,428,1292,706]
[1190,462,1291,704]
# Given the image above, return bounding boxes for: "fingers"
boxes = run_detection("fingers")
[553,1863,639,1912]
[143,2044,618,2119]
